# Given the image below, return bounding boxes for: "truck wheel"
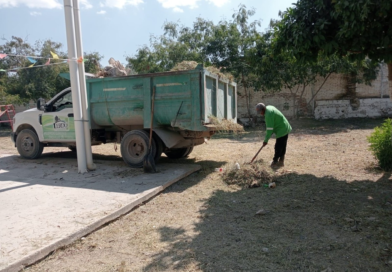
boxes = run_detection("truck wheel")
[121,130,156,168]
[16,129,44,159]
[153,133,164,162]
[164,147,193,159]
[184,146,194,157]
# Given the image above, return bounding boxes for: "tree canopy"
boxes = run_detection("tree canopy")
[275,0,392,98]
[0,37,103,104]
[275,0,392,62]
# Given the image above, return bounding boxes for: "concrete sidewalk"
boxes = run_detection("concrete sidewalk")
[0,154,200,272]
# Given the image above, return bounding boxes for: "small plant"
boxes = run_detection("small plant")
[367,119,392,171]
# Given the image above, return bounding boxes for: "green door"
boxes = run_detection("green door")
[42,90,76,141]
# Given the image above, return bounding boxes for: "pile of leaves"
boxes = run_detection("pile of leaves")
[223,163,273,188]
[170,61,199,71]
[170,61,234,81]
[209,115,244,133]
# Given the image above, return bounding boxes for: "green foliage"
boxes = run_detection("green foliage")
[276,0,392,63]
[367,119,392,171]
[126,4,262,86]
[84,51,103,74]
[205,5,261,88]
[126,20,206,74]
[0,37,70,103]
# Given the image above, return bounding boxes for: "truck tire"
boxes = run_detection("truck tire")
[16,129,44,159]
[121,130,156,168]
[164,147,193,159]
[184,146,194,157]
[153,133,164,162]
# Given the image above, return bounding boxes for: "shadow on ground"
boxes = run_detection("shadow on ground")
[143,171,392,271]
[214,117,387,143]
[0,153,225,195]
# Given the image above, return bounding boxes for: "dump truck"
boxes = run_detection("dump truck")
[11,65,237,167]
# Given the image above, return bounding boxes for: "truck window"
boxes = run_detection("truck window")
[52,91,73,112]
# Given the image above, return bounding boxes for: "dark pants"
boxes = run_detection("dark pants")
[273,134,289,162]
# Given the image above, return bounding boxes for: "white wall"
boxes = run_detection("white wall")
[314,98,392,119]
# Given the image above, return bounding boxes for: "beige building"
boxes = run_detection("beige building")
[238,63,392,121]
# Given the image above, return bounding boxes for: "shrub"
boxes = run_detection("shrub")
[367,119,392,171]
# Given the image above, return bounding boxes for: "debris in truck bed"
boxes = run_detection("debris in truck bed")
[170,61,234,81]
[97,58,133,77]
[208,115,244,133]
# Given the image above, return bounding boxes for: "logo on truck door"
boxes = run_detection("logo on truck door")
[53,116,69,130]
[42,115,75,140]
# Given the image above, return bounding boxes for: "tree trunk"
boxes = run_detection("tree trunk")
[388,63,392,101]
[244,85,251,120]
[242,73,252,124]
[388,63,392,156]
[292,93,297,119]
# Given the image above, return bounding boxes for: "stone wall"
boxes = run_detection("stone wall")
[237,63,391,120]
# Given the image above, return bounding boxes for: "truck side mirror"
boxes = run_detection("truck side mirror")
[37,98,46,111]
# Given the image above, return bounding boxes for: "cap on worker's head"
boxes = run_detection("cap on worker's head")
[256,103,266,113]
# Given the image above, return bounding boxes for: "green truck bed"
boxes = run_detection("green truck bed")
[86,65,237,132]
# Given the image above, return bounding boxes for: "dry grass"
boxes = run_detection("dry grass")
[170,61,234,81]
[208,115,244,133]
[2,118,392,272]
[170,60,199,71]
[223,162,273,188]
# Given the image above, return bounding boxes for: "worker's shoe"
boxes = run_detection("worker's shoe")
[277,156,285,167]
[270,160,279,168]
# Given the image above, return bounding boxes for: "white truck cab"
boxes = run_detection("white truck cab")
[11,87,77,159]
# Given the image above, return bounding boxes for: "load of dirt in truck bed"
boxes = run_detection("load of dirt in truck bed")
[223,162,273,188]
[171,61,234,81]
[208,115,244,133]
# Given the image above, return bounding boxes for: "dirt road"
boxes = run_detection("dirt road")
[1,118,391,271]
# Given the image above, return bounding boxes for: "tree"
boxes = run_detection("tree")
[204,5,261,118]
[275,0,392,97]
[254,49,379,118]
[126,5,263,120]
[0,37,70,102]
[83,51,103,74]
[127,21,205,74]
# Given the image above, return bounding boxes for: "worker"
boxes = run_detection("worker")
[256,103,292,167]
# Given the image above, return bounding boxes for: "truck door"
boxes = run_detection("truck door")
[41,90,76,142]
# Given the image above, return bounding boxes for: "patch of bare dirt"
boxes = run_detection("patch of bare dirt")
[1,118,392,271]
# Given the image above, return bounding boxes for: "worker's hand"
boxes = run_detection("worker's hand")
[262,142,268,147]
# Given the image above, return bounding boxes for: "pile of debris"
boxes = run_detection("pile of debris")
[223,163,273,188]
[96,58,134,77]
[170,61,234,81]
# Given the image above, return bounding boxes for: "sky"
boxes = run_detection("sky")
[0,0,296,66]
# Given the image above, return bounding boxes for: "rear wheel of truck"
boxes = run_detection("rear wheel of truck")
[153,133,164,162]
[121,130,156,168]
[164,146,193,159]
[16,129,44,159]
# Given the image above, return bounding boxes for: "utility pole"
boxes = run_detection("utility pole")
[63,0,87,173]
[72,0,96,171]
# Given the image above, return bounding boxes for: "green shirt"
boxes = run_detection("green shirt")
[264,105,292,143]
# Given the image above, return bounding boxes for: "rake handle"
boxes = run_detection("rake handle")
[250,145,264,163]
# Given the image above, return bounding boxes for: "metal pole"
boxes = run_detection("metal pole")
[72,0,96,171]
[64,0,87,173]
